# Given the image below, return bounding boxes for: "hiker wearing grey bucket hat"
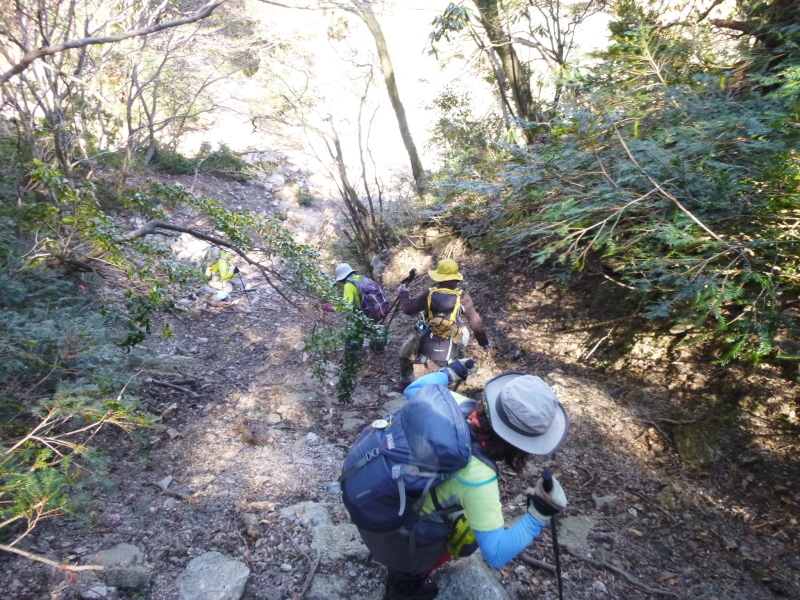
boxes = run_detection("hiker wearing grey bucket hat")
[350,368,568,600]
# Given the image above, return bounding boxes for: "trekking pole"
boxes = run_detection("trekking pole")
[233,267,251,306]
[384,268,417,328]
[542,469,564,600]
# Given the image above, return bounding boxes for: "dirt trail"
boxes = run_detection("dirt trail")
[1,174,797,600]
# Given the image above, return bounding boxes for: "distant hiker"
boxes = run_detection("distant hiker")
[202,247,235,299]
[323,263,390,354]
[392,259,489,392]
[334,366,569,600]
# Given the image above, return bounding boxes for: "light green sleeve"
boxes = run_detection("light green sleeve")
[453,460,504,532]
[341,282,361,309]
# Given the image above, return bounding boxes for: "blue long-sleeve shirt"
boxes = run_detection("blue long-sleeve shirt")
[404,372,548,568]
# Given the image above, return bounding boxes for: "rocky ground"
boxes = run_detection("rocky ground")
[1,165,798,600]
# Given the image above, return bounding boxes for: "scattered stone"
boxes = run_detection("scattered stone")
[281,392,318,405]
[249,501,275,511]
[198,337,210,343]
[265,413,282,425]
[151,547,171,562]
[280,563,292,572]
[378,385,390,398]
[87,543,153,591]
[81,584,118,600]
[380,398,406,414]
[592,580,608,595]
[674,417,725,466]
[307,573,350,600]
[242,514,261,539]
[558,515,598,552]
[657,484,677,511]
[342,417,364,432]
[266,173,286,188]
[166,428,180,439]
[436,553,511,599]
[592,493,617,510]
[311,522,370,565]
[306,432,321,446]
[177,551,250,600]
[280,502,333,532]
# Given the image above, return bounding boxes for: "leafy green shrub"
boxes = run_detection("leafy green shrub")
[0,258,150,563]
[293,182,314,206]
[197,143,252,181]
[153,148,195,175]
[435,18,800,364]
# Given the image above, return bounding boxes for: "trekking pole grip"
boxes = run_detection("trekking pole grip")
[542,469,554,494]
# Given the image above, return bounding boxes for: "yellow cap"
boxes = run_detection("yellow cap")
[428,259,463,282]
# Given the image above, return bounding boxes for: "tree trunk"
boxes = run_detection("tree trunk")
[473,0,537,143]
[353,1,425,188]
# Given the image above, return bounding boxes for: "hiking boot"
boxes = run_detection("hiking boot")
[391,379,413,393]
[383,572,438,600]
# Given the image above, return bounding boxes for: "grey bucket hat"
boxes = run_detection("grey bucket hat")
[484,372,568,455]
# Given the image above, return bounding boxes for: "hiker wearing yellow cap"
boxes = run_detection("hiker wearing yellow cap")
[392,259,490,392]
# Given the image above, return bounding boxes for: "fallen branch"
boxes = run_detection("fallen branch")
[0,543,103,572]
[299,553,320,600]
[519,552,557,573]
[144,378,198,397]
[563,546,682,598]
[621,417,673,448]
[45,219,301,310]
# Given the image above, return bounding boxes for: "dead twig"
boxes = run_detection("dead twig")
[563,546,682,598]
[144,378,198,397]
[621,417,673,448]
[0,543,104,571]
[576,465,594,488]
[299,553,320,599]
[627,489,679,523]
[520,552,557,573]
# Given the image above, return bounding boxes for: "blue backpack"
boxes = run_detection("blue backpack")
[349,276,390,322]
[335,384,490,533]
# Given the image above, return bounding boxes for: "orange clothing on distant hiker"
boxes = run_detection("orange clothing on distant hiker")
[397,280,489,347]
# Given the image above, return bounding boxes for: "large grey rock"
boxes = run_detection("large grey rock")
[87,543,153,591]
[380,398,406,414]
[306,573,349,600]
[177,551,250,600]
[436,553,511,600]
[311,523,370,565]
[280,501,333,532]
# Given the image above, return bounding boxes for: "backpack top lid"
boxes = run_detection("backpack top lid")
[338,383,474,533]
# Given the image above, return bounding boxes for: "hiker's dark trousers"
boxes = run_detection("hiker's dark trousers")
[358,527,448,574]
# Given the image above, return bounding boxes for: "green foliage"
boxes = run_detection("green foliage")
[435,12,800,365]
[153,144,253,181]
[304,306,385,403]
[0,251,150,550]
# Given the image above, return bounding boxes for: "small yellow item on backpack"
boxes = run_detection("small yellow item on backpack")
[426,288,462,343]
[446,512,478,558]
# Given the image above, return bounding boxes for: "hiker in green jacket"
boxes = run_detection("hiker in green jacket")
[323,263,388,355]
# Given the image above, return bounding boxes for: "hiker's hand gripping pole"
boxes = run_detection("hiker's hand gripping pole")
[383,268,417,327]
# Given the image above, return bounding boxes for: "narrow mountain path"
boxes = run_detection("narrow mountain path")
[1,171,797,600]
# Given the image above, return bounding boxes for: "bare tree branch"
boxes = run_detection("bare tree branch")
[0,0,230,85]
